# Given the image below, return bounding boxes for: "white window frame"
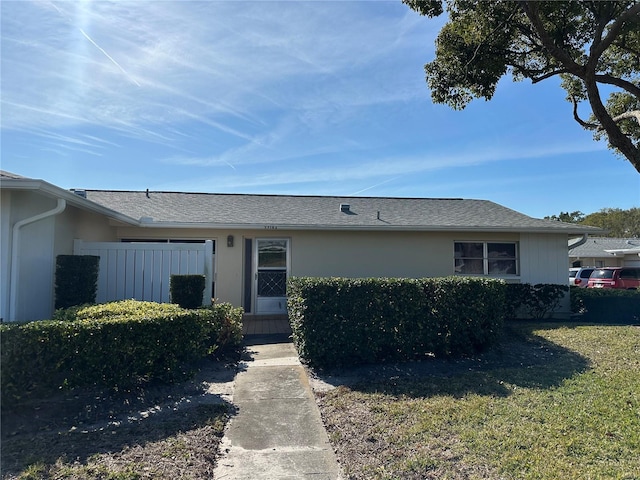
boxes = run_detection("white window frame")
[454,241,519,276]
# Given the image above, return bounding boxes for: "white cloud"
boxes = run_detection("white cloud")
[1,0,435,140]
[153,137,607,195]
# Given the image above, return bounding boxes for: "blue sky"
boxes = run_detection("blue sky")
[1,0,638,219]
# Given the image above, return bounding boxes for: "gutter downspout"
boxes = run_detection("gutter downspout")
[569,233,589,250]
[9,199,66,321]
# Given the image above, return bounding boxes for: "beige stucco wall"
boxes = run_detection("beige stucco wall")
[5,190,573,321]
[54,205,120,258]
[114,226,569,314]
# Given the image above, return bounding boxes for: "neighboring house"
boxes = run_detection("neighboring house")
[569,237,640,268]
[1,170,601,322]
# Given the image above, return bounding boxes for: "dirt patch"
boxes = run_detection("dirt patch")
[1,357,240,479]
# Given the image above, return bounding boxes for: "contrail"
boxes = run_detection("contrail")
[79,28,141,87]
[348,176,402,196]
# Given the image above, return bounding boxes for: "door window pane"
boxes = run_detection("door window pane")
[258,240,287,268]
[257,271,287,296]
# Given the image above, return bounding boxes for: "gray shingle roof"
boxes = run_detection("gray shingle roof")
[83,190,598,233]
[0,171,25,180]
[569,237,640,257]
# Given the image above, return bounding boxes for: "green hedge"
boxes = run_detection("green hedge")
[570,287,640,323]
[1,300,243,405]
[54,255,100,309]
[287,277,506,369]
[505,283,569,319]
[170,274,206,309]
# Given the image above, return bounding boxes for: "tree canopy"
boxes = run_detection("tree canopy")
[545,207,640,237]
[403,0,640,173]
[544,211,586,224]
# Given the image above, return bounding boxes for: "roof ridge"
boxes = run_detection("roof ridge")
[81,190,468,201]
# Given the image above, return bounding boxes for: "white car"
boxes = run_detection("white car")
[569,267,595,288]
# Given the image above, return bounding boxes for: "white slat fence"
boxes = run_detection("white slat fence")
[73,239,213,305]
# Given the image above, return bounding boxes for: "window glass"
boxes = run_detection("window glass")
[455,258,484,274]
[487,243,517,274]
[580,269,594,279]
[487,243,516,258]
[455,242,484,259]
[258,240,287,268]
[620,269,638,279]
[591,269,614,279]
[454,241,518,276]
[488,259,517,275]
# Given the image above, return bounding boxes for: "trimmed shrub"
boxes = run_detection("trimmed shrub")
[571,287,640,323]
[287,277,506,369]
[54,255,100,309]
[505,283,569,319]
[170,274,206,308]
[1,300,243,406]
[504,283,532,319]
[524,283,569,319]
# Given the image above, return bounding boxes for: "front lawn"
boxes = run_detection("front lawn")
[1,358,235,480]
[316,322,640,480]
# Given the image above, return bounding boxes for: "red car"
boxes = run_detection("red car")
[587,267,640,290]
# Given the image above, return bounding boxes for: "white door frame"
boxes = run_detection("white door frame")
[253,238,290,314]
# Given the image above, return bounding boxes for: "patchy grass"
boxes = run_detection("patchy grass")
[317,323,640,480]
[1,359,235,480]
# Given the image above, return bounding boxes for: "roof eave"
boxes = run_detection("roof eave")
[604,248,640,255]
[1,178,140,226]
[132,221,601,234]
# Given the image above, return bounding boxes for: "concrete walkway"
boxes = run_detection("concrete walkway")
[214,331,344,479]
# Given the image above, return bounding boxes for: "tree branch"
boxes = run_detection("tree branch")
[612,110,640,126]
[595,74,640,99]
[572,96,640,131]
[463,6,519,73]
[588,3,613,58]
[517,2,584,77]
[590,3,640,61]
[571,96,599,129]
[531,69,568,83]
[584,73,640,173]
[613,42,640,59]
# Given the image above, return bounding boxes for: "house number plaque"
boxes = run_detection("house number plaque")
[264,225,278,230]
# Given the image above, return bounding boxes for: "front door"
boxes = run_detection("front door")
[255,238,289,314]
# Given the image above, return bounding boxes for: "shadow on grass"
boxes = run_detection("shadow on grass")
[0,357,242,477]
[311,322,592,399]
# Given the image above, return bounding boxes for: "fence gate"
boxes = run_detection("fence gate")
[73,239,214,305]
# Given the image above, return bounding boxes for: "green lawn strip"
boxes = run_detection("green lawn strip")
[319,324,640,480]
